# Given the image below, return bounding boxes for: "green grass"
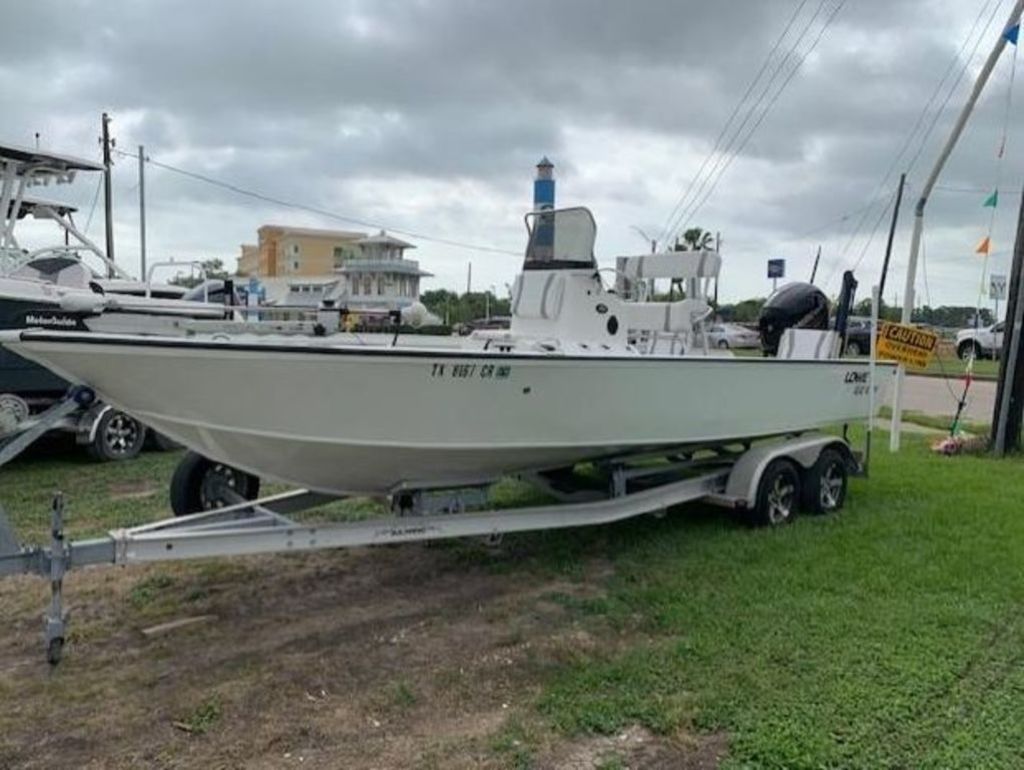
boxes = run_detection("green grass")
[176,696,222,735]
[877,405,990,436]
[5,433,1024,766]
[919,355,998,380]
[527,431,1024,768]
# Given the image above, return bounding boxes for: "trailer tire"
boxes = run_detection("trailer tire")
[170,451,260,516]
[87,410,147,462]
[802,448,848,514]
[749,458,801,527]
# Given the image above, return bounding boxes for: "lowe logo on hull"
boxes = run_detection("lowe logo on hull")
[844,371,869,384]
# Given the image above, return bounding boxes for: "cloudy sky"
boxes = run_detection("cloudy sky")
[3,0,1023,308]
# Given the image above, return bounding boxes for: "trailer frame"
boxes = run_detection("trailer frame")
[0,394,856,664]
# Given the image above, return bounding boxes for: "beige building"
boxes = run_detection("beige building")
[237,224,432,313]
[237,224,364,278]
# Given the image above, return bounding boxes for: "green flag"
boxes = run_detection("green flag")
[983,190,999,208]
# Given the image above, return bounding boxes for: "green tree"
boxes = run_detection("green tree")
[420,289,510,326]
[674,227,714,251]
[168,258,230,288]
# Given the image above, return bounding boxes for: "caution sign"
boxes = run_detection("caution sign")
[876,322,939,370]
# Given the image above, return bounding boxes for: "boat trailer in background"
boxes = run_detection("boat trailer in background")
[1,397,858,665]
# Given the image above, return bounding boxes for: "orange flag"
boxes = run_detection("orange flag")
[975,236,991,255]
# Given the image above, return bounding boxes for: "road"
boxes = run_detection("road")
[903,374,995,423]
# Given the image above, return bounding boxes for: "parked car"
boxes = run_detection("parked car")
[956,321,1003,359]
[707,322,761,350]
[841,316,873,356]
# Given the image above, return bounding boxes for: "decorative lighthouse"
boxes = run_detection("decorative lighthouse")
[533,156,555,210]
[533,157,555,260]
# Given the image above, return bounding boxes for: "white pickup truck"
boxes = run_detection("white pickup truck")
[956,321,1004,359]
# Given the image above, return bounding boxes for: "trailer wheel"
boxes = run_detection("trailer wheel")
[802,448,848,514]
[87,410,147,462]
[170,451,260,516]
[750,459,801,527]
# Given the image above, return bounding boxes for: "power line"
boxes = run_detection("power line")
[111,147,522,257]
[675,0,847,237]
[821,0,1003,288]
[656,0,812,246]
[662,0,833,245]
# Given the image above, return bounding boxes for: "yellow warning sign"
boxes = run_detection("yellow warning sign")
[876,322,938,369]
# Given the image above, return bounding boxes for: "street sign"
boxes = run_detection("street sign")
[876,322,939,370]
[767,259,786,279]
[990,273,1008,300]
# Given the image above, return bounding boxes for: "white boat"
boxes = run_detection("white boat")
[3,207,895,494]
[0,143,241,456]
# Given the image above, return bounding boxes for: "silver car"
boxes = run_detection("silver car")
[707,322,761,350]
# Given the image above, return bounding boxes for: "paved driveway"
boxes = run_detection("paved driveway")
[902,374,995,423]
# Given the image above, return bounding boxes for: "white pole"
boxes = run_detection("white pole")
[138,145,146,282]
[890,0,1024,451]
[867,285,880,475]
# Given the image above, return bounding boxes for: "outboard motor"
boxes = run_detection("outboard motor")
[757,282,829,356]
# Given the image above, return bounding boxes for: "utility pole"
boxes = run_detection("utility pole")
[138,145,147,282]
[890,1,1023,451]
[878,172,906,304]
[991,183,1024,454]
[466,262,472,295]
[100,112,115,276]
[810,245,822,284]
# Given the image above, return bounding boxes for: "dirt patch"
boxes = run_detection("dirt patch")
[536,725,729,769]
[107,480,160,501]
[0,539,723,769]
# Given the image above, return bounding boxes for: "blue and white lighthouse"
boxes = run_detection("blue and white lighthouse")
[533,156,555,211]
[532,157,555,261]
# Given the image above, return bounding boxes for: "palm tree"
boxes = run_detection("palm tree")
[675,227,714,251]
[670,227,714,298]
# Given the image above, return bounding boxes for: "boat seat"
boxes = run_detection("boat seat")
[510,272,566,320]
[10,256,91,288]
[776,329,840,360]
[621,298,711,335]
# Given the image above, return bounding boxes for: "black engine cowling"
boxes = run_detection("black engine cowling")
[757,282,830,356]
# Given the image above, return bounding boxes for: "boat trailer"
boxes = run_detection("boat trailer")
[0,389,858,665]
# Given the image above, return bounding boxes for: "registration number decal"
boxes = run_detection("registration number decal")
[429,363,512,380]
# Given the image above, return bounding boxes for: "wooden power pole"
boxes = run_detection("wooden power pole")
[991,183,1024,454]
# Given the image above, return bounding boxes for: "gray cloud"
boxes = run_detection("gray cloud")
[2,0,1021,304]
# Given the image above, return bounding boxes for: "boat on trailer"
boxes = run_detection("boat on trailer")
[0,143,239,457]
[0,205,893,664]
[3,207,895,496]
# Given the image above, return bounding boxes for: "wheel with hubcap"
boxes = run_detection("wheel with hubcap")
[716,339,729,349]
[170,451,261,516]
[957,341,981,360]
[749,458,801,527]
[801,448,849,515]
[87,410,147,462]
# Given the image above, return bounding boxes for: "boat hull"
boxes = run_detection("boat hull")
[6,332,896,494]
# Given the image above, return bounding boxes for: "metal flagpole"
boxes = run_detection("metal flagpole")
[890,1,1024,451]
[101,112,115,276]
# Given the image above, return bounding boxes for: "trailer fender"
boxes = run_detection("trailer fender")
[722,434,853,508]
[74,404,114,445]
